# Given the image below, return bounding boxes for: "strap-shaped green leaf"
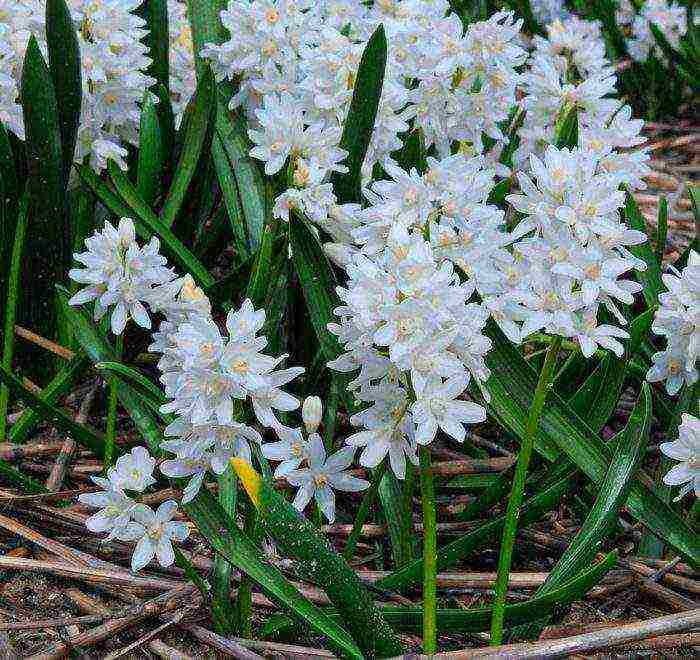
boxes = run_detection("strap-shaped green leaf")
[8,353,89,445]
[161,68,216,229]
[215,102,266,251]
[375,464,575,592]
[381,552,617,632]
[21,36,70,344]
[331,25,387,204]
[625,191,664,307]
[139,0,169,91]
[137,95,164,207]
[46,0,82,182]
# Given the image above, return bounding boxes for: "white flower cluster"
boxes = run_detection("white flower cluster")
[515,16,652,191]
[505,145,647,354]
[78,447,189,571]
[329,221,489,479]
[647,251,699,395]
[203,1,526,230]
[617,0,688,63]
[0,0,196,170]
[69,217,176,335]
[660,413,700,500]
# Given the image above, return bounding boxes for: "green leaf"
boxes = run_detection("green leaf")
[212,135,248,257]
[289,214,342,363]
[161,68,216,229]
[624,191,664,307]
[331,25,387,204]
[175,546,237,635]
[21,35,70,345]
[0,192,28,441]
[137,94,164,207]
[104,161,215,288]
[215,102,266,251]
[139,0,169,91]
[543,385,650,593]
[8,353,89,444]
[554,105,579,149]
[185,488,365,660]
[232,459,404,657]
[0,459,46,493]
[94,362,166,406]
[186,0,227,79]
[0,367,104,458]
[46,0,82,182]
[483,322,700,568]
[57,290,165,456]
[655,197,668,265]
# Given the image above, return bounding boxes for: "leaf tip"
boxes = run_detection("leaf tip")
[230,458,262,508]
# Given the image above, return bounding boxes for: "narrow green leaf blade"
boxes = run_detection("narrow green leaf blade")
[137,95,164,207]
[46,0,82,181]
[161,68,216,229]
[0,367,104,458]
[484,323,700,567]
[331,25,387,204]
[625,191,664,307]
[21,36,70,344]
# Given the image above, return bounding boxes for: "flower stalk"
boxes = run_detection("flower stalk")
[419,445,437,654]
[104,332,123,469]
[490,335,562,645]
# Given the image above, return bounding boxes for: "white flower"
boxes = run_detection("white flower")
[261,425,311,477]
[108,447,157,493]
[411,373,486,445]
[118,501,189,571]
[78,476,137,540]
[660,414,700,500]
[285,435,368,522]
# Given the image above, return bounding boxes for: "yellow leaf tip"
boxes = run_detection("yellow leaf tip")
[230,458,262,508]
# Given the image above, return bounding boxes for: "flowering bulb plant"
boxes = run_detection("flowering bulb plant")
[1,1,699,657]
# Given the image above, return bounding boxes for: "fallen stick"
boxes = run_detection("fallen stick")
[426,609,700,659]
[0,556,182,592]
[13,326,75,361]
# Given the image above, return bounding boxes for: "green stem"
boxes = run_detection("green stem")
[400,460,415,566]
[343,461,386,561]
[419,445,437,655]
[490,335,562,645]
[104,333,122,470]
[214,466,237,634]
[0,194,28,442]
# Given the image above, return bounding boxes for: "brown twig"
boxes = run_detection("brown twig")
[46,382,98,492]
[425,609,700,659]
[13,326,75,361]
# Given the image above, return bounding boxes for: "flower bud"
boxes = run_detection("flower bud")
[302,396,323,434]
